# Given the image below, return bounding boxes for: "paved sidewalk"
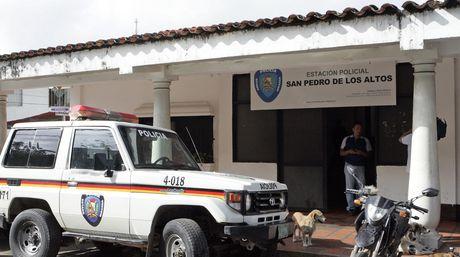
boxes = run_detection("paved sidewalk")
[278,211,460,257]
[0,212,458,257]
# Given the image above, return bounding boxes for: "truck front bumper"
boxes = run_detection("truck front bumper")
[223,220,294,242]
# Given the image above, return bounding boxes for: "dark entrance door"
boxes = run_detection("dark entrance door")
[325,107,374,210]
[279,109,326,210]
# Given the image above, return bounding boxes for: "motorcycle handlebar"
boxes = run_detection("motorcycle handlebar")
[410,203,429,214]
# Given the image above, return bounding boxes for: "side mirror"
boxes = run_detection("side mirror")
[104,169,114,178]
[422,188,439,198]
[94,153,114,177]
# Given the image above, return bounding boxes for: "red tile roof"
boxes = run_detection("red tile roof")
[0,0,458,62]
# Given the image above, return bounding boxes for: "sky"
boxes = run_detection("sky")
[0,0,426,54]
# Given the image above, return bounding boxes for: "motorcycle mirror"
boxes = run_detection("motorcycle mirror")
[422,188,439,198]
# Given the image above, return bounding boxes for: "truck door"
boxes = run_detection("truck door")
[60,127,130,236]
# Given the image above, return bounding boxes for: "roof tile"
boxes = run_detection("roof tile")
[0,0,454,62]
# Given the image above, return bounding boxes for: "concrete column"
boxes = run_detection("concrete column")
[408,61,441,249]
[153,80,172,130]
[0,94,7,150]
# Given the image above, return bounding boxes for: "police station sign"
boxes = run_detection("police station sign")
[251,61,396,110]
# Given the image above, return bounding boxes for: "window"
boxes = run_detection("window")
[28,130,62,167]
[233,74,278,162]
[7,90,23,107]
[4,129,62,168]
[119,126,200,170]
[70,129,124,171]
[49,87,70,107]
[139,116,214,163]
[376,63,414,165]
[171,117,214,163]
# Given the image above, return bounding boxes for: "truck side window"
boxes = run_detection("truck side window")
[4,130,35,167]
[28,129,62,168]
[4,129,62,168]
[70,129,124,171]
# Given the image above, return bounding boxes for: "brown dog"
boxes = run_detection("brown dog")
[292,210,326,247]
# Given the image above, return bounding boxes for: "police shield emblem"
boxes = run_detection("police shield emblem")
[81,195,105,227]
[254,69,283,103]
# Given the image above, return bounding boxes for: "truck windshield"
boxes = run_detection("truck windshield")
[119,126,200,171]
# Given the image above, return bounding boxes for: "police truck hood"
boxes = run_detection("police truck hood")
[137,169,287,192]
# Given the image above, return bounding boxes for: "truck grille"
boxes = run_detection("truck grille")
[249,191,287,214]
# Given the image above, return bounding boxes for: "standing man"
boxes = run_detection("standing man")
[340,122,372,214]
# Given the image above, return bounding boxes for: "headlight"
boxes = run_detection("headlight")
[245,194,252,211]
[226,192,243,212]
[366,204,389,223]
[279,192,287,208]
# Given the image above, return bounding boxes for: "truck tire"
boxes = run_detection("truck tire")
[9,209,62,257]
[160,218,209,257]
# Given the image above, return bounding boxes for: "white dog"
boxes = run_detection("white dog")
[292,210,326,247]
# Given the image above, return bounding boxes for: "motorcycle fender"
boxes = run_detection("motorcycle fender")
[356,224,382,248]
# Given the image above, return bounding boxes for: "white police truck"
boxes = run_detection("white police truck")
[0,105,292,257]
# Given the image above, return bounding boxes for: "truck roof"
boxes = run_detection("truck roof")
[11,120,175,133]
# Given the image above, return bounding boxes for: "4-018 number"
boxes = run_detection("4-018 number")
[163,176,185,186]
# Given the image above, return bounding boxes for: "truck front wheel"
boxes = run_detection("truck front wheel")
[9,209,61,257]
[160,218,209,257]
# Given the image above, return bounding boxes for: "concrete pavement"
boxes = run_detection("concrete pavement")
[0,211,458,257]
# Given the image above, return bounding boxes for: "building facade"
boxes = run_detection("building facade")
[1,1,460,233]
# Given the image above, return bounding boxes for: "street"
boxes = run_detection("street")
[0,235,145,257]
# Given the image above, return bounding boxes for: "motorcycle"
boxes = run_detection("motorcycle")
[346,186,439,257]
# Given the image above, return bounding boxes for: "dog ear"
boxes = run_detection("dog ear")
[313,210,320,218]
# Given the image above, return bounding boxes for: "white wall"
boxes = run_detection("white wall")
[7,88,49,121]
[78,74,279,181]
[377,58,457,204]
[214,74,278,181]
[78,58,460,193]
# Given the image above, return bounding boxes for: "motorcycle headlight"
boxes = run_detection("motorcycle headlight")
[366,204,389,223]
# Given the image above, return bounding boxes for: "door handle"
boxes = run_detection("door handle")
[67,181,78,187]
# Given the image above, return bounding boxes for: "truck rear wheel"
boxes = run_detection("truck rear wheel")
[9,209,61,257]
[160,218,209,257]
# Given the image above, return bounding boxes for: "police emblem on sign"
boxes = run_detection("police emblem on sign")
[81,195,105,227]
[254,69,283,103]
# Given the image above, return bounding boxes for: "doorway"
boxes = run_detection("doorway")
[279,109,325,210]
[325,107,374,210]
[278,107,374,211]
